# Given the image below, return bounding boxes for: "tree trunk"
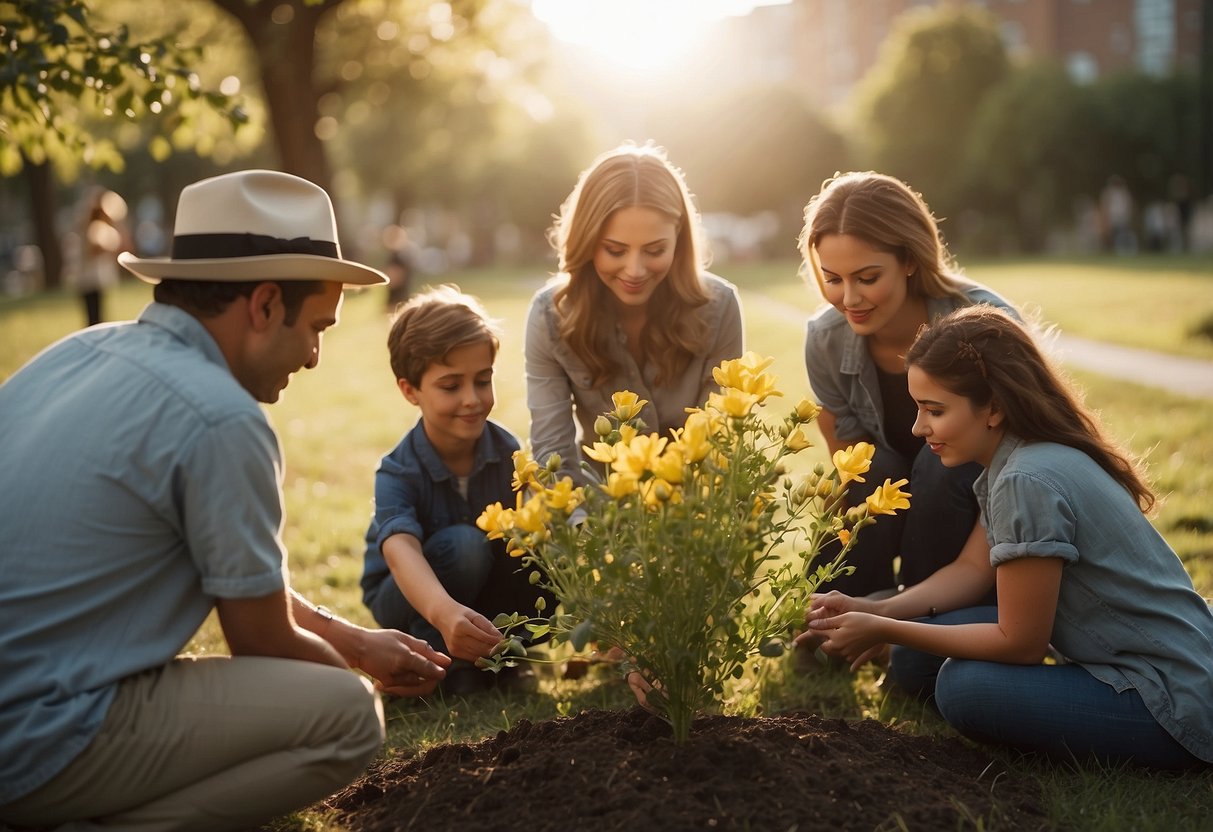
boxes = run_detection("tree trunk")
[23,156,61,290]
[209,0,340,194]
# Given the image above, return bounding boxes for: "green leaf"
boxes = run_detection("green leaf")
[758,639,785,658]
[569,619,593,652]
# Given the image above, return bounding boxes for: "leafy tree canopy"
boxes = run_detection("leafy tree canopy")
[0,0,246,176]
[852,4,1009,216]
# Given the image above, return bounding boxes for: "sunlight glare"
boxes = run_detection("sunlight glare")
[532,0,726,71]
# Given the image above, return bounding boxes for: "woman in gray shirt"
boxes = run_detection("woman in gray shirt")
[803,307,1213,769]
[525,143,743,485]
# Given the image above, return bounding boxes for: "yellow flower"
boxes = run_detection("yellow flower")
[837,528,852,546]
[583,440,616,464]
[785,427,812,452]
[611,390,647,421]
[712,353,781,402]
[672,411,712,463]
[708,388,759,419]
[865,478,912,516]
[618,423,638,445]
[612,433,667,478]
[832,442,875,486]
[639,477,682,508]
[601,471,639,499]
[476,502,511,538]
[651,446,685,484]
[544,479,584,512]
[793,397,821,422]
[511,449,541,492]
[513,491,550,534]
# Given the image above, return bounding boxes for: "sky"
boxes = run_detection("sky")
[529,0,792,71]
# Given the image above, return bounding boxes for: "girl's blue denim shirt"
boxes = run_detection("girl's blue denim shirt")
[977,434,1213,764]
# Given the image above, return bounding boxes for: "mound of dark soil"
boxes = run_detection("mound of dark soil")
[325,707,1046,831]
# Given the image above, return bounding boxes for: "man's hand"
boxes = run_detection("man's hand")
[353,628,451,697]
[435,602,503,662]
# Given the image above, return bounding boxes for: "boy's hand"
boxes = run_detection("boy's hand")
[355,629,451,697]
[436,603,503,661]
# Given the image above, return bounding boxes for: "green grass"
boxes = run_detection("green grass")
[4,256,1212,831]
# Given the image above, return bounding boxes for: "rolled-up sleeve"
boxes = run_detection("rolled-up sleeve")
[181,412,287,599]
[372,455,425,550]
[987,471,1081,566]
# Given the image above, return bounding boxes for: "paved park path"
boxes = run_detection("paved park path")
[748,292,1213,401]
[1051,334,1213,400]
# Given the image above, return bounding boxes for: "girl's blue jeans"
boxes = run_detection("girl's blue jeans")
[888,607,1205,770]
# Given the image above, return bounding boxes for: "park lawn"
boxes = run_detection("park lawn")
[3,256,1213,831]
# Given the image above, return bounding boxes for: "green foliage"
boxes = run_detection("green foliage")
[479,367,908,742]
[0,0,246,174]
[852,4,1009,218]
[960,62,1098,251]
[1086,70,1202,202]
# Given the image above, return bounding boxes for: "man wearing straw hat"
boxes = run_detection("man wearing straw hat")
[0,170,451,831]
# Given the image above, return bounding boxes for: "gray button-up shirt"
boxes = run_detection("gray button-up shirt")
[977,435,1213,763]
[524,273,743,484]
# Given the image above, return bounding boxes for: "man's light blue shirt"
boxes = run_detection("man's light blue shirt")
[0,303,288,803]
[977,435,1213,763]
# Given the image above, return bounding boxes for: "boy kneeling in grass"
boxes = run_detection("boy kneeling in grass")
[361,286,548,695]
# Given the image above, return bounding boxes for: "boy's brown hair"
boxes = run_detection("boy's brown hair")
[387,285,500,386]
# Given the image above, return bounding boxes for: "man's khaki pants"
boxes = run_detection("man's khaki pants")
[0,655,384,831]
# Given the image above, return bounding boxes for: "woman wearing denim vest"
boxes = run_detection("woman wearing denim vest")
[800,172,1018,601]
[803,307,1213,769]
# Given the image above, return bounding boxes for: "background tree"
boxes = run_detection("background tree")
[653,83,848,254]
[0,0,244,287]
[1087,70,1201,204]
[960,62,1099,252]
[851,5,1009,226]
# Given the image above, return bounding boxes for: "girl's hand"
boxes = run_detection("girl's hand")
[807,610,887,670]
[804,590,867,624]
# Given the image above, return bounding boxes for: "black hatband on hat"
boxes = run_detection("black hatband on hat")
[171,233,338,260]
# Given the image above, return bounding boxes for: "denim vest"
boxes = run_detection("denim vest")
[803,283,1017,444]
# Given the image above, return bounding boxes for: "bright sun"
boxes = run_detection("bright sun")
[531,0,766,72]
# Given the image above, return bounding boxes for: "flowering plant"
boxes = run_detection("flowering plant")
[477,353,909,742]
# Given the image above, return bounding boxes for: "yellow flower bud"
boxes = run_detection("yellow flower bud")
[793,398,821,422]
[594,415,613,437]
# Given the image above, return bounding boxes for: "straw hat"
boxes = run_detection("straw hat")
[118,169,387,285]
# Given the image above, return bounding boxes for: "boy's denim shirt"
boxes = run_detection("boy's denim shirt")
[977,434,1213,764]
[803,283,1017,445]
[360,418,519,595]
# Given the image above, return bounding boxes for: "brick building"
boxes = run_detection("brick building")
[783,0,1204,107]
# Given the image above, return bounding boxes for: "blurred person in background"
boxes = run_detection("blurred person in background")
[74,188,131,327]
